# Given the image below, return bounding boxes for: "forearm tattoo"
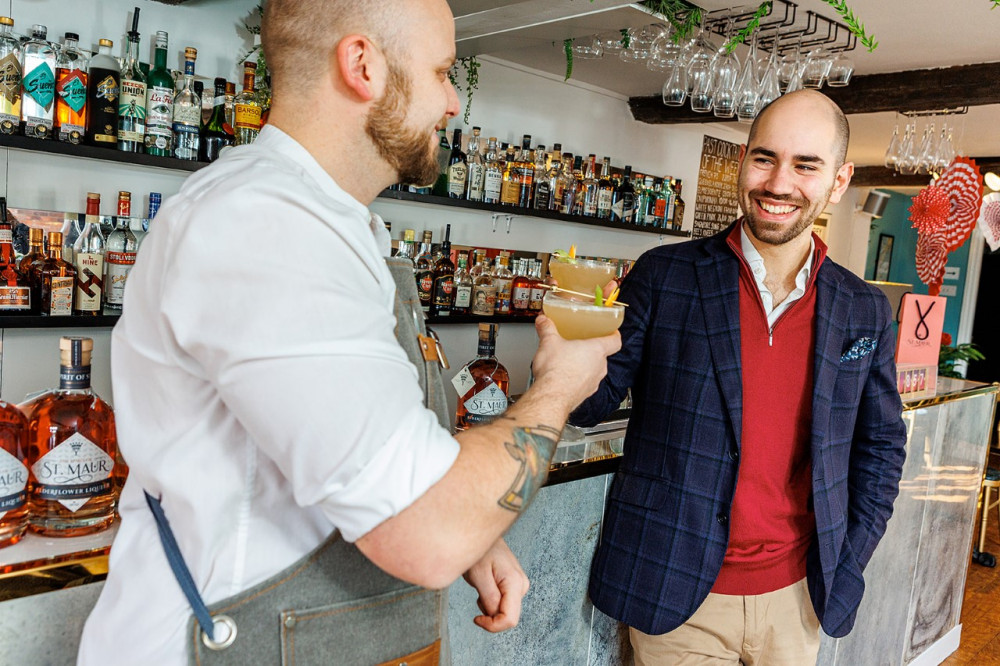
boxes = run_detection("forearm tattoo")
[497,425,561,513]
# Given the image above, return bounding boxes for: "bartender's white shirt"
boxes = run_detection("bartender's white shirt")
[77,126,460,664]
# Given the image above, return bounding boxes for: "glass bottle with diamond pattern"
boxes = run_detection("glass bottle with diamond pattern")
[20,25,56,139]
[0,17,22,135]
[25,337,119,537]
[0,396,29,548]
[54,32,88,144]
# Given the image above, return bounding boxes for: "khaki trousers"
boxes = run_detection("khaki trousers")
[630,578,821,666]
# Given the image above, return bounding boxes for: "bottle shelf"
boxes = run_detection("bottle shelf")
[376,190,691,238]
[426,313,538,325]
[0,311,121,329]
[0,133,206,173]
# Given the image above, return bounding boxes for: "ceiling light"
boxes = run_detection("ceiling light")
[985,172,1000,192]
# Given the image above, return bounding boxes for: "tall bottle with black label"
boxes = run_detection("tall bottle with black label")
[414,230,434,314]
[85,39,119,147]
[72,193,104,316]
[453,324,509,432]
[0,396,29,548]
[446,129,467,199]
[117,8,146,153]
[20,25,56,139]
[0,17,21,135]
[610,166,637,224]
[144,31,173,156]
[431,224,455,316]
[25,337,119,537]
[54,32,87,144]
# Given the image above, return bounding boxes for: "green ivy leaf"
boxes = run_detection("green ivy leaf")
[564,39,574,80]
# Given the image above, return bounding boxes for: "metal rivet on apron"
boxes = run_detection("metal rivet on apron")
[284,615,297,628]
[201,614,238,651]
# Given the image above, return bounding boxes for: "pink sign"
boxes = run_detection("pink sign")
[895,293,946,366]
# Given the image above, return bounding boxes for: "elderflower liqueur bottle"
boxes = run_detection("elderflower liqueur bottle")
[0,17,22,135]
[0,397,29,548]
[20,25,56,139]
[117,8,147,153]
[453,324,509,431]
[172,47,201,160]
[54,32,88,144]
[26,337,119,537]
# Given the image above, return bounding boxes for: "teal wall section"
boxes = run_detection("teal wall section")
[863,190,970,340]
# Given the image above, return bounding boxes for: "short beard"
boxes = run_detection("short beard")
[742,186,832,246]
[365,63,441,187]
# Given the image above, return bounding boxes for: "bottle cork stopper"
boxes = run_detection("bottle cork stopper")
[99,38,113,48]
[47,231,62,246]
[59,336,94,367]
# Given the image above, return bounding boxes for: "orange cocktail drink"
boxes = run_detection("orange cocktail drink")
[542,292,624,340]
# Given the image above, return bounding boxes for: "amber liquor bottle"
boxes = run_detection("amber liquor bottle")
[453,324,510,431]
[0,198,31,314]
[0,398,29,548]
[26,337,119,537]
[431,224,455,316]
[414,230,434,314]
[511,259,533,316]
[33,231,76,316]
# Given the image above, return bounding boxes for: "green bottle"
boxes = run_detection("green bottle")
[431,129,451,197]
[144,30,173,156]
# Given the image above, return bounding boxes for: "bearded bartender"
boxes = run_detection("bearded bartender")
[77,0,621,663]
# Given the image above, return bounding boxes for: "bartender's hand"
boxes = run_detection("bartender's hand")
[462,538,529,632]
[530,315,621,413]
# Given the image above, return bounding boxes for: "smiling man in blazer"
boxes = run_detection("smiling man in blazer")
[571,89,907,665]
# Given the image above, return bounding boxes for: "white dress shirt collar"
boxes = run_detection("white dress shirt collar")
[740,222,815,328]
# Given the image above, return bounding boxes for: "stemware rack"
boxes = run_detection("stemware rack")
[703,0,859,55]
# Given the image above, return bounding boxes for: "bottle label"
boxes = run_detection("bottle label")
[118,79,147,141]
[597,189,613,216]
[512,285,532,310]
[610,199,624,220]
[31,432,114,513]
[173,124,199,159]
[0,53,20,107]
[56,70,87,113]
[530,286,545,310]
[622,194,636,223]
[534,182,550,210]
[483,170,503,201]
[74,252,104,311]
[417,273,433,299]
[23,62,54,110]
[584,192,598,217]
[500,178,520,206]
[48,276,73,315]
[59,363,92,390]
[0,286,30,310]
[471,285,496,316]
[451,364,477,396]
[0,448,28,520]
[0,229,9,243]
[145,85,174,147]
[104,252,136,306]
[95,74,119,102]
[654,198,667,219]
[454,284,472,309]
[432,275,454,311]
[463,382,509,422]
[447,163,467,196]
[234,103,261,130]
[467,163,485,199]
[173,104,200,127]
[494,278,512,314]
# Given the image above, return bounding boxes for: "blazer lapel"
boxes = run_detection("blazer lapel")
[811,264,850,453]
[695,242,743,446]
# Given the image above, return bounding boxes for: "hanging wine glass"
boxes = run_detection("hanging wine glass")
[598,31,624,53]
[689,57,715,112]
[883,122,901,169]
[758,37,781,109]
[897,122,918,175]
[827,51,854,87]
[712,20,740,119]
[573,35,603,60]
[935,125,956,171]
[734,32,760,123]
[802,47,833,88]
[662,53,689,106]
[780,38,805,93]
[916,122,936,175]
[647,25,674,71]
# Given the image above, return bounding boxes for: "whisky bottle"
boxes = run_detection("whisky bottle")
[453,252,472,315]
[557,153,576,214]
[201,77,234,162]
[499,145,521,207]
[234,62,262,146]
[431,224,455,316]
[672,178,686,229]
[144,31,173,156]
[0,397,28,548]
[596,157,615,219]
[117,9,147,153]
[20,25,56,139]
[18,226,44,275]
[26,337,119,537]
[446,129,467,199]
[453,324,510,431]
[0,16,21,135]
[103,192,138,310]
[73,193,105,316]
[511,259,533,315]
[84,39,119,148]
[414,230,434,314]
[528,260,545,313]
[470,249,496,316]
[172,47,201,160]
[0,198,30,314]
[516,135,534,208]
[465,127,485,202]
[532,146,551,211]
[610,166,637,224]
[492,252,514,315]
[482,137,503,205]
[54,32,87,144]
[34,231,75,316]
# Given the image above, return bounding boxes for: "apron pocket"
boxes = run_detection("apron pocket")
[279,585,441,666]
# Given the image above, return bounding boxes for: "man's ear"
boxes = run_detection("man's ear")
[827,162,855,205]
[334,34,384,102]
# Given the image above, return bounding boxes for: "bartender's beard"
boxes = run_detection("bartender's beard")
[365,63,443,187]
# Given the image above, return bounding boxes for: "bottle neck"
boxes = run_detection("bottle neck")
[125,36,140,67]
[242,72,255,93]
[184,60,196,80]
[48,245,63,261]
[59,362,92,391]
[154,45,168,70]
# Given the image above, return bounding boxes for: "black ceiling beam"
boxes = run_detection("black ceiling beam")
[629,62,1000,124]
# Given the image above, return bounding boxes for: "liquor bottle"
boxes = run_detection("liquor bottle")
[144,31,173,156]
[452,251,472,315]
[492,252,514,315]
[84,39,119,147]
[224,81,236,129]
[430,224,456,316]
[516,135,534,208]
[431,129,450,197]
[201,78,234,162]
[545,153,564,212]
[671,178,686,229]
[26,336,119,537]
[662,177,676,229]
[650,178,666,228]
[582,155,600,217]
[33,231,75,316]
[566,154,584,215]
[446,129,467,199]
[172,47,200,160]
[0,16,21,135]
[610,166,637,224]
[20,25,56,139]
[511,259,533,315]
[453,324,510,431]
[103,191,138,310]
[528,260,545,313]
[596,157,615,219]
[117,9,146,152]
[54,32,87,144]
[532,146,551,211]
[483,137,503,205]
[73,193,105,316]
[414,230,434,314]
[465,127,485,202]
[0,198,30,314]
[0,393,28,548]
[234,62,262,146]
[470,250,496,316]
[396,229,416,265]
[18,226,44,275]
[557,153,577,214]
[499,145,520,207]
[634,175,652,226]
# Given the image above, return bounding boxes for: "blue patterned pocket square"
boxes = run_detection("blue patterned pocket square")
[841,337,877,362]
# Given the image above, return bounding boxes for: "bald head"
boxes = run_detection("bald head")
[748,90,850,167]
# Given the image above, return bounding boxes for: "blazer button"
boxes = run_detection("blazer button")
[717,513,728,525]
[728,448,739,461]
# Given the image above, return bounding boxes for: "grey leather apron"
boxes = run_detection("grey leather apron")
[150,257,453,665]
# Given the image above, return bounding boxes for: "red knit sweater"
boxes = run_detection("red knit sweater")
[711,224,826,596]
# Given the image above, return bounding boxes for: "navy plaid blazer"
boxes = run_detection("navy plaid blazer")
[571,223,907,638]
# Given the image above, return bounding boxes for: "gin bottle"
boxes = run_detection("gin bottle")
[20,25,56,139]
[103,191,137,309]
[117,8,146,153]
[85,39,120,147]
[54,32,87,144]
[172,47,200,160]
[0,17,22,135]
[144,31,173,156]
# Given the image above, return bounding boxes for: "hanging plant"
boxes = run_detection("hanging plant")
[237,2,271,101]
[819,0,878,52]
[448,56,481,124]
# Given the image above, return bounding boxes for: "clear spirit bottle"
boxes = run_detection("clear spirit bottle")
[465,127,485,202]
[453,252,472,315]
[54,32,87,144]
[470,249,496,316]
[103,191,138,310]
[172,47,201,160]
[0,16,20,135]
[0,397,29,548]
[233,62,261,146]
[144,31,173,156]
[482,137,503,205]
[492,252,514,315]
[85,38,120,148]
[20,24,56,139]
[72,193,105,315]
[117,10,146,153]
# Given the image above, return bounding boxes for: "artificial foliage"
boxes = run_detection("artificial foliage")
[447,57,481,124]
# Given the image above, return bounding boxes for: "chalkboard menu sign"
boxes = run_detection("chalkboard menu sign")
[692,135,741,239]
